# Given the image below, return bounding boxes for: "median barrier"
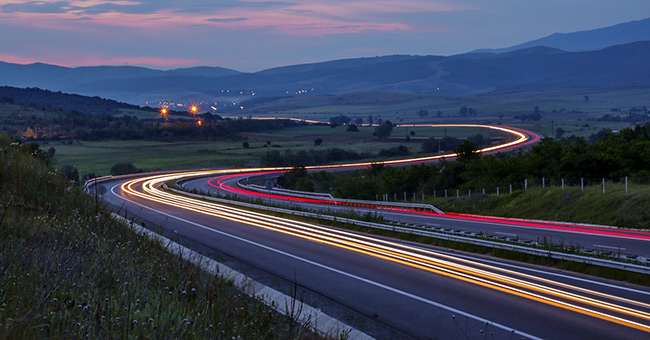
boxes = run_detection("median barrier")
[166,186,650,275]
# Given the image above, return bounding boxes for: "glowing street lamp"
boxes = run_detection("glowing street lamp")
[160,107,169,125]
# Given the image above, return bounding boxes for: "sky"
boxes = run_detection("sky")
[1,0,649,72]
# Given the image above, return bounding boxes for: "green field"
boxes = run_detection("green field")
[51,124,514,176]
[233,87,648,139]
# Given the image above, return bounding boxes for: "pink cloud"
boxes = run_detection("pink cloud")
[0,0,469,35]
[0,51,201,68]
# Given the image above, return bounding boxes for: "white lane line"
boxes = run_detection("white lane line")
[595,245,627,251]
[154,184,650,297]
[111,184,542,340]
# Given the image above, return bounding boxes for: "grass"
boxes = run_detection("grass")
[429,183,650,229]
[50,124,512,176]
[0,134,325,339]
[235,86,649,121]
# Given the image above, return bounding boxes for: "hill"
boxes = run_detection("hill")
[1,42,650,104]
[473,17,650,53]
[0,86,144,114]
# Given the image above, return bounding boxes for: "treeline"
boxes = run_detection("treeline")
[4,102,301,141]
[286,124,650,200]
[260,144,420,167]
[260,148,372,167]
[73,117,300,141]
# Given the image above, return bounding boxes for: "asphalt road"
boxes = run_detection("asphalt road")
[184,173,650,260]
[100,174,650,340]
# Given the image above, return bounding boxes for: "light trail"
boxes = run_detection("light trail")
[199,122,650,242]
[107,122,650,335]
[118,173,650,334]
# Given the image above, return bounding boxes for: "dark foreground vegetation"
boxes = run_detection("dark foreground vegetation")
[0,134,322,339]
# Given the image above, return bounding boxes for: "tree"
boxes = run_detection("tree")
[110,162,141,176]
[459,106,468,117]
[555,127,566,139]
[242,141,250,148]
[329,114,351,125]
[277,166,310,190]
[454,140,480,162]
[534,106,540,114]
[374,120,393,139]
[354,118,364,125]
[314,138,323,146]
[584,95,590,103]
[346,124,359,132]
[61,164,79,184]
[417,110,429,118]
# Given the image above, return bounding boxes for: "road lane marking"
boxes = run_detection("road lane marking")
[111,184,543,340]
[595,245,627,251]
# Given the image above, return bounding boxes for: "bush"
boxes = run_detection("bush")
[110,162,141,175]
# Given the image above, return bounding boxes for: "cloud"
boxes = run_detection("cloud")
[207,17,247,23]
[0,0,468,34]
[1,1,70,14]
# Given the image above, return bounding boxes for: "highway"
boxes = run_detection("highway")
[184,173,650,260]
[96,124,650,339]
[99,173,650,340]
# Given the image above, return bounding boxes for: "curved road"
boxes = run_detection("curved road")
[99,174,650,340]
[186,173,650,259]
[97,124,650,339]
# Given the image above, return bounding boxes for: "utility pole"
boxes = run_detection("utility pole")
[551,120,554,139]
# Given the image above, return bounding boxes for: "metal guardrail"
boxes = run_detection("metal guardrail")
[246,183,334,199]
[166,186,650,275]
[236,179,445,214]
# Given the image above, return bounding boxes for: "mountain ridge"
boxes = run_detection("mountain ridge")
[473,17,650,54]
[1,42,649,104]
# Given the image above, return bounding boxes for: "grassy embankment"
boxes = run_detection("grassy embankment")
[429,183,650,230]
[0,135,323,339]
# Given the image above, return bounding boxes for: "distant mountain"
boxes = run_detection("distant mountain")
[0,62,241,103]
[473,17,650,53]
[1,41,650,104]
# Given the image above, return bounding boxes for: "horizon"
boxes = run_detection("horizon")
[1,1,649,72]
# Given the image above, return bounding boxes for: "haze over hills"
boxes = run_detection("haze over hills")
[473,17,650,54]
[0,18,649,105]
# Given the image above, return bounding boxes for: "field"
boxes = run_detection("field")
[52,124,514,176]
[232,86,647,138]
[3,85,647,176]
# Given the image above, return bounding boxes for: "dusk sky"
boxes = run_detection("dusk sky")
[1,0,649,72]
